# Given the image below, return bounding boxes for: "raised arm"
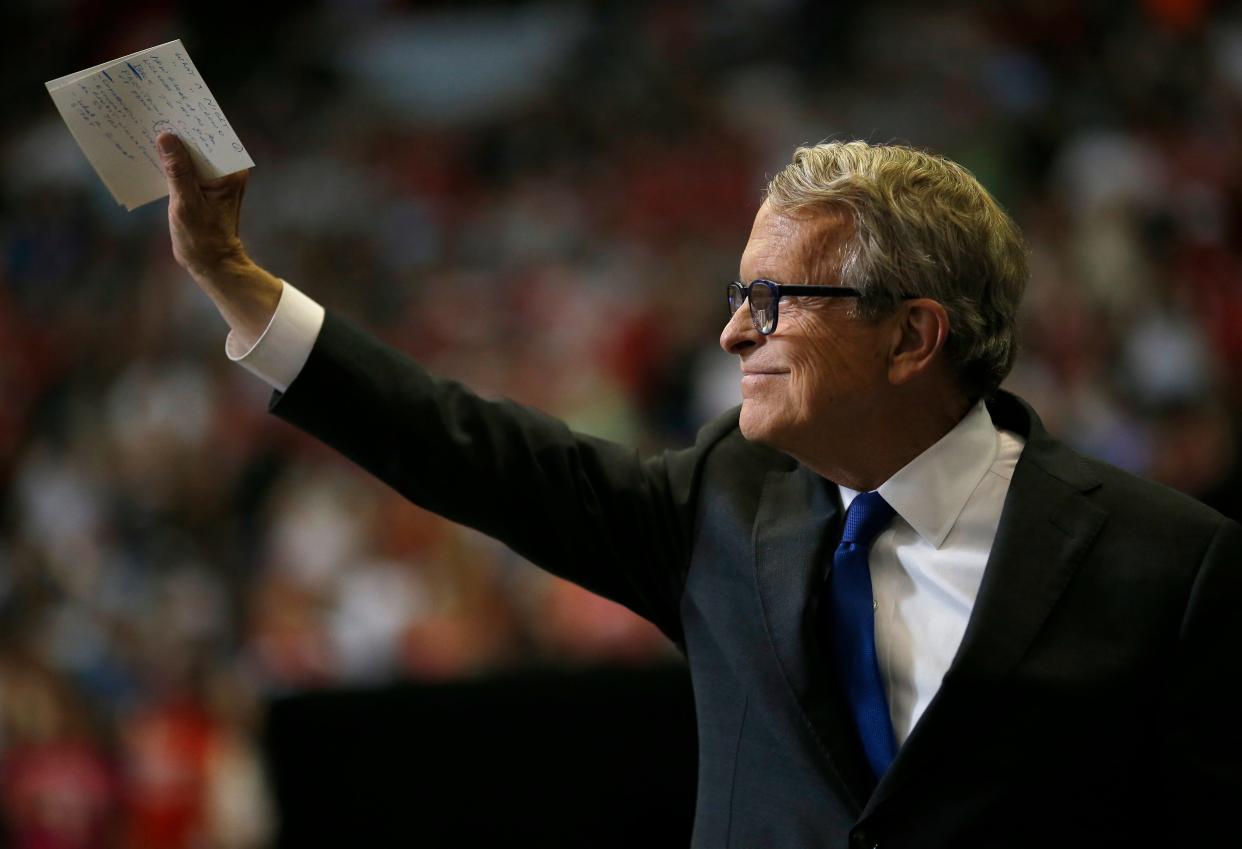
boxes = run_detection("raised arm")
[156,132,724,643]
[267,309,731,642]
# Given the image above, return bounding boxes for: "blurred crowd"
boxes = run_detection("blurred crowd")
[2,0,1241,846]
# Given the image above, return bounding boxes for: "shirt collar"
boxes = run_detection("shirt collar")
[838,400,999,549]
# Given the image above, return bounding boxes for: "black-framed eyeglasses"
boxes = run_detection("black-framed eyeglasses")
[727,279,864,335]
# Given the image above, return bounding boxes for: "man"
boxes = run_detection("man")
[156,132,1240,848]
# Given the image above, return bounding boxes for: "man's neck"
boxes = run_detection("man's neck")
[799,394,976,492]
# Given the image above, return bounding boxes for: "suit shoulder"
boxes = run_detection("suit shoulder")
[691,405,741,448]
[691,405,793,470]
[1076,451,1230,536]
[997,391,1230,536]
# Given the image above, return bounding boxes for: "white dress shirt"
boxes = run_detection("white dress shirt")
[226,280,324,392]
[838,401,1025,745]
[231,280,1027,749]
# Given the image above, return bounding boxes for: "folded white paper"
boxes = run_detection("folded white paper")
[46,39,254,210]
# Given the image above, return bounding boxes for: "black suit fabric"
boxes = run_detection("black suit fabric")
[269,311,1242,849]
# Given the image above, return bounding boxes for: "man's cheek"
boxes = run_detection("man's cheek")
[787,341,827,374]
[805,333,848,364]
[784,371,820,422]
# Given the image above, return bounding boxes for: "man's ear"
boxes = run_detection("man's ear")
[887,299,950,385]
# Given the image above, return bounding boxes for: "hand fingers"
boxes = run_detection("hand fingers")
[157,132,200,202]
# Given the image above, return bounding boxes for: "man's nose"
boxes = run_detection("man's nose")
[720,302,762,355]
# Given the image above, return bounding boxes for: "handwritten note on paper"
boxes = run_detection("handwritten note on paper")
[46,39,254,210]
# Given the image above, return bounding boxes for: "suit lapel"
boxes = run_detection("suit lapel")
[949,392,1107,680]
[753,464,876,809]
[862,391,1108,816]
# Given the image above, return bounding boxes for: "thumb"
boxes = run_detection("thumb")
[157,132,199,197]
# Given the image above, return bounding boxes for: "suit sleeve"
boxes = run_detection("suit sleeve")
[266,310,734,644]
[1162,515,1242,843]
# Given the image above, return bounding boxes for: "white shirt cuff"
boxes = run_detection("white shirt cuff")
[225,280,325,392]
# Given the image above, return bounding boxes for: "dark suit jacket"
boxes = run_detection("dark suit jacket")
[269,311,1242,849]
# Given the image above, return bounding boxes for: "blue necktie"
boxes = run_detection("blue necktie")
[826,490,898,780]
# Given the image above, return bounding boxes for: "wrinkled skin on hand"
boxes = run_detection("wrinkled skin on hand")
[158,131,251,280]
[156,132,281,342]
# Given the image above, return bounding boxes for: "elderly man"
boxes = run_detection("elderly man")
[157,132,1240,849]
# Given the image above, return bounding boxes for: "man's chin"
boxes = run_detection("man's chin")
[737,406,784,448]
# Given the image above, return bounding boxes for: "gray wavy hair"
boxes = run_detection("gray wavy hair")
[765,141,1028,400]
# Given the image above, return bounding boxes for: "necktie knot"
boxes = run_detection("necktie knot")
[841,491,895,548]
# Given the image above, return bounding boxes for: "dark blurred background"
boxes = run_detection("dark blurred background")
[2,0,1241,847]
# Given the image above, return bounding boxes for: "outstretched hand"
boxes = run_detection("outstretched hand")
[156,132,281,341]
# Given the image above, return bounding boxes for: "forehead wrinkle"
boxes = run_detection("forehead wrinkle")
[740,218,797,281]
[742,205,853,286]
[792,209,854,284]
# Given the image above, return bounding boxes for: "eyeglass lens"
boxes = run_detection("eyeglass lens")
[728,282,778,334]
[748,283,775,332]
